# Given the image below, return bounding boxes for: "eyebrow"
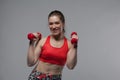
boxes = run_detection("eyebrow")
[49,21,60,25]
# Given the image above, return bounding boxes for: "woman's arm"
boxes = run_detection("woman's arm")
[66,33,78,69]
[27,39,42,67]
[66,41,77,70]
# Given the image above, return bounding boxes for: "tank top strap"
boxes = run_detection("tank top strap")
[64,37,68,48]
[44,35,50,45]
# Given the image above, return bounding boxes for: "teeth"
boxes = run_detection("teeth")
[52,28,58,30]
[55,28,58,30]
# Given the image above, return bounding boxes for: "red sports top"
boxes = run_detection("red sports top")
[39,36,69,66]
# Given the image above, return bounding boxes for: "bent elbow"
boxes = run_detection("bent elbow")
[68,67,74,70]
[27,63,34,67]
[66,64,76,70]
[27,61,35,67]
[27,59,37,67]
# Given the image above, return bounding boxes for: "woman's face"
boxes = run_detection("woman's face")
[48,15,64,36]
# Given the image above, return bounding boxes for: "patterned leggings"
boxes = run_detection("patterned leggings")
[28,70,61,80]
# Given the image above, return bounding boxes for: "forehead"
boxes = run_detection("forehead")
[48,16,61,22]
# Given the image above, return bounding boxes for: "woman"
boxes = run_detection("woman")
[27,10,78,80]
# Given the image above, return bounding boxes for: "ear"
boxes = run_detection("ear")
[62,24,65,33]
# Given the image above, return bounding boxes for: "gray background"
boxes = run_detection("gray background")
[0,0,120,80]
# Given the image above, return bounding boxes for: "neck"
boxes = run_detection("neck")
[51,33,64,41]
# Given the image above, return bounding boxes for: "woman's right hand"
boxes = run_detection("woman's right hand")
[27,32,42,45]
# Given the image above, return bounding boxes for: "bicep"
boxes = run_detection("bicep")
[34,40,42,62]
[66,40,72,64]
[34,38,46,62]
[66,40,77,69]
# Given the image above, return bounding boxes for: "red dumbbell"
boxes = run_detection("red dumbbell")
[27,32,42,40]
[71,32,78,44]
[71,32,77,37]
[27,33,35,40]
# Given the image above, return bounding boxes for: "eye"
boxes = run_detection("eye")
[49,22,53,25]
[55,22,60,25]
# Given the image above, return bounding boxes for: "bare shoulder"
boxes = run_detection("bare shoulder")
[66,38,72,50]
[39,36,48,47]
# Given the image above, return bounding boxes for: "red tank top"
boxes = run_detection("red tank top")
[39,36,69,66]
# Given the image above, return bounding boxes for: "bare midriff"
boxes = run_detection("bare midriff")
[35,61,64,75]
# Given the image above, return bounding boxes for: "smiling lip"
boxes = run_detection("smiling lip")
[52,28,58,31]
[52,30,58,33]
[51,29,59,33]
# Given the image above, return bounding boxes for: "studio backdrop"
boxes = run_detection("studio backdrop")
[0,0,120,80]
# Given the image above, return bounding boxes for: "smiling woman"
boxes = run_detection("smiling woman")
[27,10,78,80]
[48,10,65,37]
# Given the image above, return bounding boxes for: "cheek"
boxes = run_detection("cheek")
[60,27,63,31]
[48,25,52,29]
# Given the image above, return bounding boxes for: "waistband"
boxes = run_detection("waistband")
[29,70,61,80]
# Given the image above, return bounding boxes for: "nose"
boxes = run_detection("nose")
[52,23,57,28]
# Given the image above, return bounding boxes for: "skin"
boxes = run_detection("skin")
[27,15,78,75]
